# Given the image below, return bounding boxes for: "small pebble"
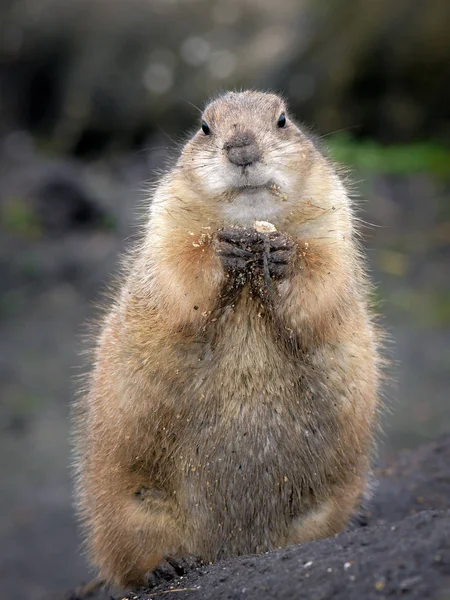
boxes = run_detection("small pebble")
[375,578,385,591]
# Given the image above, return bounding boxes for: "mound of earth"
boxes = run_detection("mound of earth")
[65,436,450,600]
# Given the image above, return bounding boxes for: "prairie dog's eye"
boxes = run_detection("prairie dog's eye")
[277,113,286,128]
[201,121,210,135]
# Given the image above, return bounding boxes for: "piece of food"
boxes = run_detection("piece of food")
[253,220,277,234]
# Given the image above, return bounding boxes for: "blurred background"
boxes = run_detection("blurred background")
[0,0,449,598]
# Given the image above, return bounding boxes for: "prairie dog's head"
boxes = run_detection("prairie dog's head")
[176,90,329,226]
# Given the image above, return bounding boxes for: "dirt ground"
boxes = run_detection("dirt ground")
[65,435,450,600]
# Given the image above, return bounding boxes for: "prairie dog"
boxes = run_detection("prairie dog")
[73,91,382,588]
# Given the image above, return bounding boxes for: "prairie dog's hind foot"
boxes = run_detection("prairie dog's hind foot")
[145,555,204,588]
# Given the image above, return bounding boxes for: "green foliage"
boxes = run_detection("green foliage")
[99,213,118,231]
[388,288,450,327]
[2,198,42,238]
[328,135,450,178]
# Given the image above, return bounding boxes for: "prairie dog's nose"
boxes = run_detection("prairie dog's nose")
[224,130,261,167]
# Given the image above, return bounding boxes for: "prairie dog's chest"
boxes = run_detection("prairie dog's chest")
[205,293,289,384]
[172,291,292,395]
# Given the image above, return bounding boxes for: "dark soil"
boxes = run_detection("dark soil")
[64,435,450,600]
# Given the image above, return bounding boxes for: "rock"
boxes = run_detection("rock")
[65,435,450,600]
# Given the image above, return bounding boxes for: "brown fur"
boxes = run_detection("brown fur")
[73,91,383,588]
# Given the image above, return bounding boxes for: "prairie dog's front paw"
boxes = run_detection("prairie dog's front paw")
[266,231,296,280]
[215,227,296,287]
[215,227,262,283]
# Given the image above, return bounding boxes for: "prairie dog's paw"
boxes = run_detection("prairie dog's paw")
[215,227,262,279]
[266,231,296,280]
[215,227,295,285]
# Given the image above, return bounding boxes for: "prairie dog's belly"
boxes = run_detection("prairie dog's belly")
[161,303,344,558]
[179,403,312,558]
